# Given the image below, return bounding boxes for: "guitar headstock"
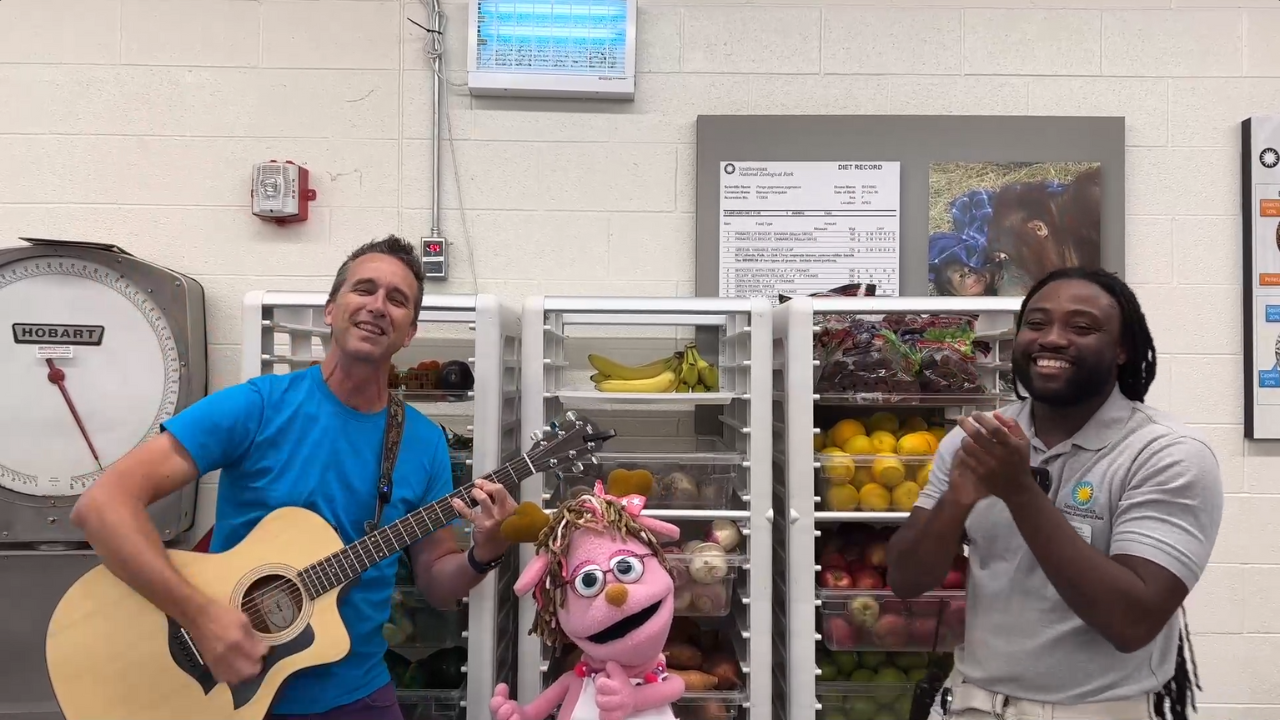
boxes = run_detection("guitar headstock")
[524,411,616,476]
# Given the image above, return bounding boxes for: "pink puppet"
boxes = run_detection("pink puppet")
[491,477,686,720]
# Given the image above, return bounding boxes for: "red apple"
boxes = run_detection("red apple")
[819,551,848,571]
[940,568,967,590]
[819,568,854,589]
[851,567,885,590]
[908,616,939,647]
[940,601,966,646]
[864,541,888,569]
[871,614,908,649]
[825,615,857,649]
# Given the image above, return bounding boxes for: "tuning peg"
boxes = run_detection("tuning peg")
[529,430,545,443]
[564,410,579,422]
[570,462,584,473]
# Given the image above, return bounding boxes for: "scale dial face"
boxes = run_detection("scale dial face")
[0,256,181,497]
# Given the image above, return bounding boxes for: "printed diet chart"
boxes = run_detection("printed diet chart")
[717,161,902,303]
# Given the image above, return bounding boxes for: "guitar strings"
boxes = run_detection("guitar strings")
[232,436,569,632]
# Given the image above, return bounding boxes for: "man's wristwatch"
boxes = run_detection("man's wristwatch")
[467,545,504,575]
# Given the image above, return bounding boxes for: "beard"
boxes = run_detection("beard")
[1011,352,1115,407]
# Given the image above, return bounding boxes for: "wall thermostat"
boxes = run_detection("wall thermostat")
[251,160,317,225]
[422,237,448,281]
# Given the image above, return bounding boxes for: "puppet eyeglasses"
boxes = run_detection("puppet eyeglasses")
[570,553,655,598]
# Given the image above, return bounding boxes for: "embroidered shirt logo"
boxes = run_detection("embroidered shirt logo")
[1069,480,1096,509]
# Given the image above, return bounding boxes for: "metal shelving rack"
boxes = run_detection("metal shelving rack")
[519,296,774,720]
[240,291,522,720]
[772,295,1023,720]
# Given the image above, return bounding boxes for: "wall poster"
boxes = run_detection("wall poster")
[718,161,901,303]
[927,161,1101,297]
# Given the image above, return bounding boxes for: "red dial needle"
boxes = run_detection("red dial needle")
[46,358,104,471]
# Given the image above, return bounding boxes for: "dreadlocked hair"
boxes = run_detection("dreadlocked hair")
[527,487,672,649]
[1151,610,1202,720]
[1013,266,1157,404]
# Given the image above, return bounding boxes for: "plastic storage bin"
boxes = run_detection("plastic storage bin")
[552,437,745,511]
[818,589,965,653]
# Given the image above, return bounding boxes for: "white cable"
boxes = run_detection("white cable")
[419,0,479,293]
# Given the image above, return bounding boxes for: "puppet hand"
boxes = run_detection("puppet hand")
[595,662,636,720]
[490,683,522,720]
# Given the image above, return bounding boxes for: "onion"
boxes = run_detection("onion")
[682,540,703,554]
[673,585,693,612]
[705,520,742,552]
[687,542,729,584]
[663,545,690,587]
[690,582,728,615]
[661,472,700,503]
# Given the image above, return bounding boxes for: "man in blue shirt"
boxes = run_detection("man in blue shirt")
[71,235,517,719]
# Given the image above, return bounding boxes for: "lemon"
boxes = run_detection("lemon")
[851,466,875,490]
[902,416,929,433]
[826,483,860,512]
[858,483,891,511]
[841,434,876,459]
[891,481,921,512]
[828,419,867,448]
[869,430,899,454]
[867,412,899,434]
[896,432,934,457]
[814,430,827,452]
[872,453,906,489]
[928,426,949,442]
[914,461,933,487]
[819,448,855,481]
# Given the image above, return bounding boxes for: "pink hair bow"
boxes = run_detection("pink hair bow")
[593,479,647,517]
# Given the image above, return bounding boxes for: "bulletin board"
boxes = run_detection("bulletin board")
[692,115,1126,299]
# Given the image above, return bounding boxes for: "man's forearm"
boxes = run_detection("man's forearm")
[887,492,972,599]
[73,494,212,629]
[417,549,491,608]
[1003,485,1159,652]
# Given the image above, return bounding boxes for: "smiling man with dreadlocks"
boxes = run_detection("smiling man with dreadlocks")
[887,267,1223,720]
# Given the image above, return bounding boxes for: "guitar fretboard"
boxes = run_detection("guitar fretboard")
[297,456,532,598]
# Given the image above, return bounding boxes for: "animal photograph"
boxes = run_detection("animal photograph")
[927,161,1102,297]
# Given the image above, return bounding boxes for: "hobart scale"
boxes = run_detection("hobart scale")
[0,238,207,720]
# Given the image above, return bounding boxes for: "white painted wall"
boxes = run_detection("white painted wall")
[1,0,1274,712]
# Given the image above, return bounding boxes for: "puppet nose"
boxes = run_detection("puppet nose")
[604,584,628,607]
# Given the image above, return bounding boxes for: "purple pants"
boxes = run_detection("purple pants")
[267,682,403,720]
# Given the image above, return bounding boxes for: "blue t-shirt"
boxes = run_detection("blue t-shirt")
[162,365,452,714]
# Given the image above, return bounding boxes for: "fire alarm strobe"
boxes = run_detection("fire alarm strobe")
[251,160,318,224]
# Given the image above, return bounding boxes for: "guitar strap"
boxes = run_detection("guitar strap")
[364,392,406,537]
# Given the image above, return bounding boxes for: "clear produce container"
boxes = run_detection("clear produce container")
[818,589,965,653]
[675,689,748,720]
[397,687,464,720]
[816,681,917,720]
[815,451,935,513]
[552,437,744,511]
[666,550,746,617]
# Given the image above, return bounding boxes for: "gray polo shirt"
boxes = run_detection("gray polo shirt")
[915,386,1223,704]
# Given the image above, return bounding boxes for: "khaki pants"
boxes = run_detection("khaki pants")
[932,670,1151,720]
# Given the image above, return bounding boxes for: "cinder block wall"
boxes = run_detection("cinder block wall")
[1,0,1271,710]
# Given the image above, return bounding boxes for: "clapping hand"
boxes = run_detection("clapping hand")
[956,412,1035,502]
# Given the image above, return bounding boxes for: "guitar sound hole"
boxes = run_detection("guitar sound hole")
[241,574,305,636]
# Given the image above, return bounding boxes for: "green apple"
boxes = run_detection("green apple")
[870,710,897,720]
[819,659,840,682]
[845,696,879,720]
[833,650,859,676]
[850,669,877,683]
[906,668,928,684]
[859,650,887,669]
[872,667,908,701]
[893,652,929,671]
[892,693,914,717]
[819,699,849,720]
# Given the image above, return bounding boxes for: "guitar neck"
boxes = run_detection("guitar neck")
[300,454,532,597]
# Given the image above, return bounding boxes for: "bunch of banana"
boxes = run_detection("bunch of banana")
[589,343,720,394]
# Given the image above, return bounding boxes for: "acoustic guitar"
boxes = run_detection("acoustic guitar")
[45,410,614,720]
